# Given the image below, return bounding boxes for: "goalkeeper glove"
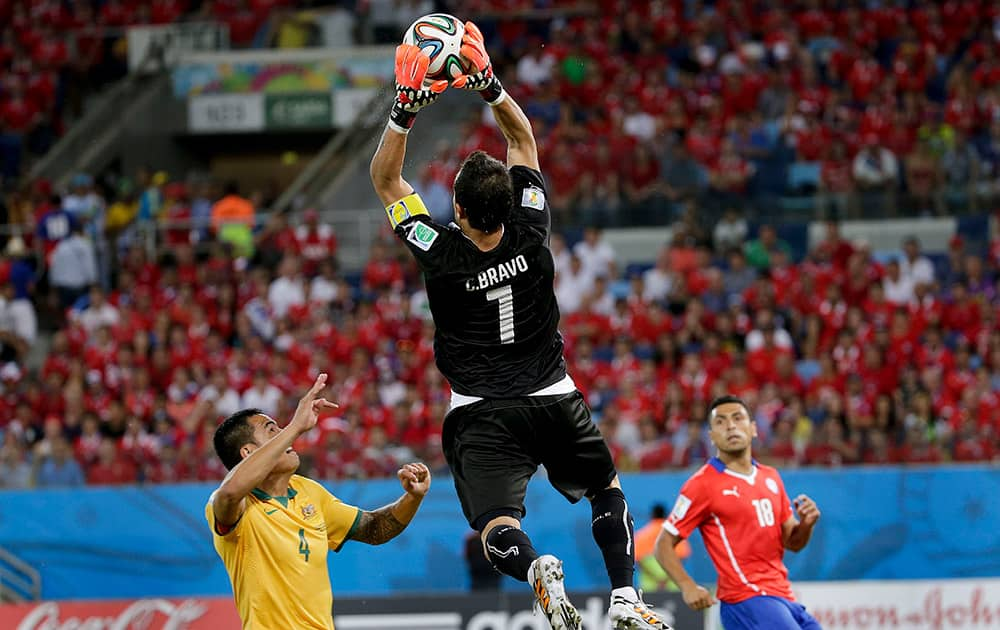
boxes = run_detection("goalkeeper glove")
[452,21,506,106]
[389,44,448,134]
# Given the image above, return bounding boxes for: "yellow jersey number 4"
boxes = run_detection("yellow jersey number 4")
[298,528,310,562]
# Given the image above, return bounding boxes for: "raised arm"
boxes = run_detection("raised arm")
[370,45,448,207]
[349,463,431,545]
[370,126,414,207]
[212,374,336,528]
[453,22,538,171]
[490,95,539,171]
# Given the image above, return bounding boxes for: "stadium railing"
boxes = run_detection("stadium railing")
[0,546,41,604]
[28,51,171,191]
[272,88,395,216]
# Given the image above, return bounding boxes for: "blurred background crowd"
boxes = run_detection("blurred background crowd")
[1,0,1000,488]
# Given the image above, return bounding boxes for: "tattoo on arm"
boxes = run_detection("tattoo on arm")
[350,506,405,545]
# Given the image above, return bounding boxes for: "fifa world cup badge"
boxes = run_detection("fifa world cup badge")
[522,186,545,210]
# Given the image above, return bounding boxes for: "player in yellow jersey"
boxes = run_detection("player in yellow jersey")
[205,373,431,629]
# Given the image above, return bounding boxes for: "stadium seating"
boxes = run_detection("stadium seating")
[1,0,999,487]
[0,0,291,182]
[421,0,1000,224]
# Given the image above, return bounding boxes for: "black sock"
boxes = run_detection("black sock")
[591,487,635,589]
[483,525,539,582]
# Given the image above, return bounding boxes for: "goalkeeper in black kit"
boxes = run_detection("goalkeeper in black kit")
[369,22,673,630]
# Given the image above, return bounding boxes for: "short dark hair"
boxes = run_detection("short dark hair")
[454,151,512,234]
[213,408,262,470]
[651,504,667,519]
[707,395,751,422]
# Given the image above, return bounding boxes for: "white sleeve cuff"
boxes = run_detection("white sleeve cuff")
[487,89,508,107]
[662,520,680,536]
[387,120,410,135]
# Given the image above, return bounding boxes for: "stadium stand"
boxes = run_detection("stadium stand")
[0,0,309,183]
[1,0,1000,488]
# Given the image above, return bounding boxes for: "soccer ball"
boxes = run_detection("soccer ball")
[402,13,472,86]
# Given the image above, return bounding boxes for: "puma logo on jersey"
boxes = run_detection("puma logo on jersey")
[722,486,740,497]
[465,254,529,291]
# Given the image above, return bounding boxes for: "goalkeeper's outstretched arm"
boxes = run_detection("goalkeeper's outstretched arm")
[490,96,539,172]
[371,44,447,207]
[452,21,538,171]
[370,125,414,207]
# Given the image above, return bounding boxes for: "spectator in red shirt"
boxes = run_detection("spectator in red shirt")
[804,418,854,466]
[847,54,883,102]
[145,443,191,483]
[746,327,791,384]
[708,139,754,208]
[151,0,186,24]
[543,140,581,214]
[896,426,943,464]
[905,140,943,215]
[952,419,995,462]
[1,78,40,134]
[765,416,798,467]
[814,220,855,271]
[578,143,622,227]
[224,0,263,47]
[862,428,894,464]
[819,140,854,217]
[31,26,68,70]
[87,437,137,485]
[622,144,661,224]
[684,117,720,165]
[362,241,403,293]
[98,0,134,26]
[294,208,337,277]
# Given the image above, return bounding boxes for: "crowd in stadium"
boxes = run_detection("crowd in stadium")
[6,0,1000,209]
[414,0,1000,224]
[0,171,998,487]
[0,0,332,180]
[1,0,1000,487]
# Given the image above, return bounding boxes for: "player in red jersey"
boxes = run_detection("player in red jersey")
[653,396,822,630]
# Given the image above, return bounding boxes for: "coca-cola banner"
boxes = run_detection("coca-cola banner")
[795,579,1000,630]
[705,579,1000,630]
[0,597,240,630]
[0,590,701,630]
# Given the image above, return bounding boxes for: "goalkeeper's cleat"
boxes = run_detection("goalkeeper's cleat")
[609,591,675,630]
[527,555,582,630]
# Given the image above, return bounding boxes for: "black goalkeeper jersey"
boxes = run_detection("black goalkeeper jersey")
[393,166,566,398]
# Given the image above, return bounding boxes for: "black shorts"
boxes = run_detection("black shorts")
[441,391,618,529]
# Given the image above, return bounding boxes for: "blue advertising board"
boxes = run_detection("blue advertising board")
[1,465,997,600]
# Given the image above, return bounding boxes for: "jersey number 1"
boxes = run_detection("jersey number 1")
[486,285,515,344]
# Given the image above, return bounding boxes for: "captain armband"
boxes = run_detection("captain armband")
[385,193,430,229]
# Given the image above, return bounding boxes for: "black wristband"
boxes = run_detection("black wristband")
[388,102,417,133]
[480,76,505,104]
